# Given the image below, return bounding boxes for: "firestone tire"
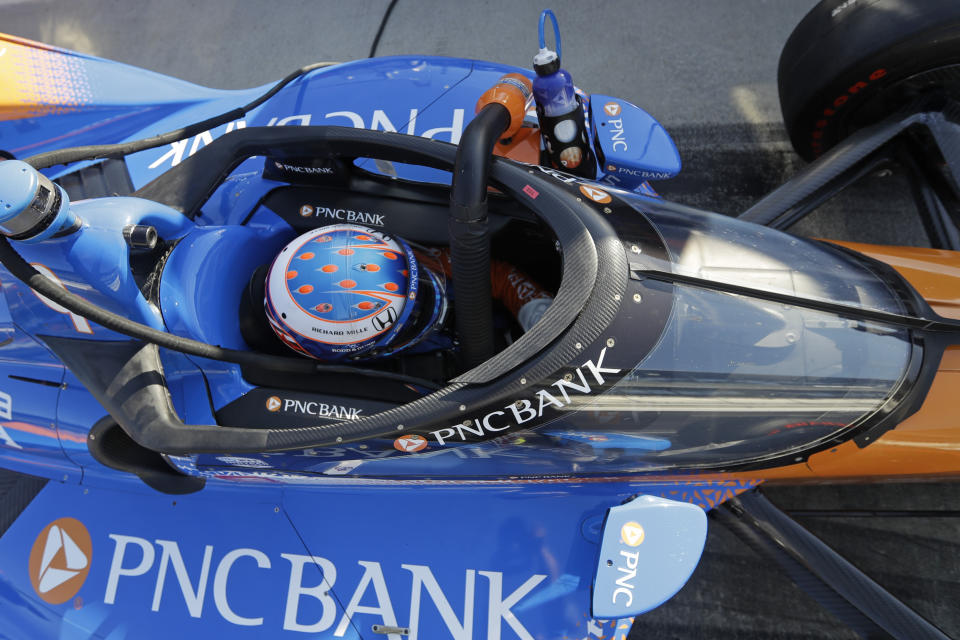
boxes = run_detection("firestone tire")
[779,0,960,161]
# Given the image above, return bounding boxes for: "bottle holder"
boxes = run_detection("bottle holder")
[536,94,596,179]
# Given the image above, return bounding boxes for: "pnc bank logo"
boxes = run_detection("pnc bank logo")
[579,184,612,204]
[299,205,315,217]
[29,517,92,604]
[620,521,645,547]
[394,434,428,452]
[266,396,283,412]
[603,102,621,117]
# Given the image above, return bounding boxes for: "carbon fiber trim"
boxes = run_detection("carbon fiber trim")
[0,469,46,538]
[717,490,950,640]
[55,158,134,200]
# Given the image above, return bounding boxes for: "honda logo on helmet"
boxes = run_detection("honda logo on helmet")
[29,517,92,604]
[371,307,397,332]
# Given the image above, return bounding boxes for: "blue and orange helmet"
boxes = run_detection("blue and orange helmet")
[264,225,446,360]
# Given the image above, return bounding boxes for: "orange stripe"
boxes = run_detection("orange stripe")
[4,420,87,444]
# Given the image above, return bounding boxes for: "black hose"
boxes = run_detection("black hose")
[449,103,511,370]
[26,62,337,170]
[369,0,400,58]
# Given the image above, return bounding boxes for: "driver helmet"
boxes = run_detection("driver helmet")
[264,224,446,361]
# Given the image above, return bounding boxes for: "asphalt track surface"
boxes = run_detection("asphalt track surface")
[1,1,958,638]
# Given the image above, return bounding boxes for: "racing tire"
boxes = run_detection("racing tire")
[779,0,960,161]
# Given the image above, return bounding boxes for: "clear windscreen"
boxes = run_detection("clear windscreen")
[546,198,915,469]
[639,201,906,313]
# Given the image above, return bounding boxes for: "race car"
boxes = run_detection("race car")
[0,1,958,638]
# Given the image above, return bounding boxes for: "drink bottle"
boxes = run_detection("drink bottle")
[531,13,595,178]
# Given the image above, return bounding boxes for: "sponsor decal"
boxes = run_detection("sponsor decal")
[323,459,364,475]
[149,117,248,170]
[610,520,648,608]
[611,549,639,607]
[620,522,645,547]
[30,264,94,334]
[274,161,335,176]
[430,347,620,446]
[371,306,398,332]
[299,205,385,227]
[214,456,271,469]
[603,166,673,181]
[522,184,539,199]
[603,102,621,117]
[149,108,466,170]
[29,518,92,604]
[505,269,542,304]
[581,617,634,640]
[0,388,21,449]
[533,164,578,184]
[394,434,428,453]
[603,116,628,152]
[578,185,612,204]
[810,67,886,155]
[267,397,363,420]
[99,534,545,636]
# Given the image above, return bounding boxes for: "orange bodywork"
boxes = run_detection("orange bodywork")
[721,241,960,483]
[0,34,91,121]
[495,126,541,165]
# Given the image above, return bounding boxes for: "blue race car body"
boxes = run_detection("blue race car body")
[0,26,947,639]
